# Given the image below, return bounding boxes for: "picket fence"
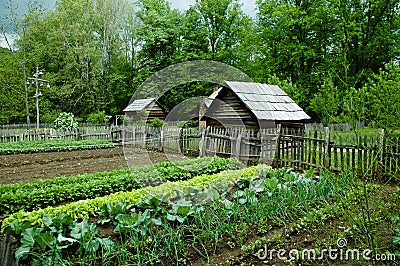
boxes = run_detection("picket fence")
[1,122,399,178]
[276,128,400,178]
[0,125,111,143]
[121,125,400,178]
[121,126,200,155]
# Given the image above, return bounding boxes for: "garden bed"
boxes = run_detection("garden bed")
[3,167,397,265]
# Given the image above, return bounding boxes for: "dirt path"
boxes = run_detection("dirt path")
[0,147,179,184]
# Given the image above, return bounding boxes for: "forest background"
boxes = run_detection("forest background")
[0,0,399,128]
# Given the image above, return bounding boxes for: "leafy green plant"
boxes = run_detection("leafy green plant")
[114,209,162,235]
[6,165,360,265]
[0,157,241,216]
[86,111,112,124]
[149,118,165,128]
[166,200,203,224]
[97,202,129,225]
[53,112,78,131]
[11,214,116,265]
[2,165,259,232]
[0,139,115,155]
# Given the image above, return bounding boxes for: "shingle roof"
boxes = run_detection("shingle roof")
[123,98,155,112]
[211,81,310,121]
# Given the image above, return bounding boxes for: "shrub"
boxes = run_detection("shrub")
[86,111,112,124]
[53,112,78,131]
[149,118,165,128]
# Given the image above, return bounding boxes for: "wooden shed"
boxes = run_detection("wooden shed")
[123,98,165,123]
[202,81,311,131]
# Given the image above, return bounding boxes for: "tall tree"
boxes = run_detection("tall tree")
[184,0,251,64]
[0,0,48,126]
[330,0,400,88]
[256,0,400,117]
[135,0,182,72]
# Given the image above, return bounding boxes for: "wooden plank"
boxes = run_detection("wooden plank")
[324,127,330,169]
[351,135,355,172]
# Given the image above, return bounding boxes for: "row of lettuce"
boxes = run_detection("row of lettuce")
[0,157,242,216]
[0,139,116,154]
[2,166,358,265]
[1,164,258,231]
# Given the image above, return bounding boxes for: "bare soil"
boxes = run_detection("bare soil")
[0,146,178,184]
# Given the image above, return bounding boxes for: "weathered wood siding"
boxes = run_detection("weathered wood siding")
[204,90,259,129]
[126,102,165,123]
[147,103,165,121]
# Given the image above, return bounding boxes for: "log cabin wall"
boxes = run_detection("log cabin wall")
[147,103,165,121]
[125,101,165,124]
[204,90,259,129]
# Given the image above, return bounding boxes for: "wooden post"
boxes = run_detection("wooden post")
[159,126,164,152]
[235,131,243,159]
[199,127,206,157]
[324,127,331,169]
[0,230,15,266]
[377,128,385,178]
[273,124,282,168]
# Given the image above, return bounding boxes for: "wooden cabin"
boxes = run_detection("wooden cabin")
[123,98,165,123]
[202,81,311,132]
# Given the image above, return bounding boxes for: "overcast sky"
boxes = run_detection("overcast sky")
[0,0,257,48]
[0,0,257,22]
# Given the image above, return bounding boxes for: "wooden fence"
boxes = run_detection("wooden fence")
[1,122,399,178]
[0,231,15,266]
[0,125,111,143]
[118,125,400,178]
[275,128,400,178]
[305,121,365,132]
[121,126,200,155]
[199,127,278,164]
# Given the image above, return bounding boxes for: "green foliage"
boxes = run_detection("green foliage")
[5,166,357,265]
[310,77,341,125]
[0,157,242,217]
[148,117,164,128]
[154,157,242,182]
[1,164,261,232]
[178,119,198,128]
[256,0,400,122]
[185,0,250,62]
[1,0,399,127]
[12,214,115,265]
[342,63,400,128]
[53,112,78,131]
[86,111,112,124]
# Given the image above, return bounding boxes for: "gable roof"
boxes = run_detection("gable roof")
[210,81,311,121]
[205,87,222,108]
[123,98,156,112]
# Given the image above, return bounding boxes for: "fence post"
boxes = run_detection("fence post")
[235,131,243,159]
[272,124,282,168]
[199,127,206,157]
[159,127,164,152]
[377,128,385,178]
[0,230,16,266]
[324,127,331,169]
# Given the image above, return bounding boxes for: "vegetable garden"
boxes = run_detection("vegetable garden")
[0,140,399,265]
